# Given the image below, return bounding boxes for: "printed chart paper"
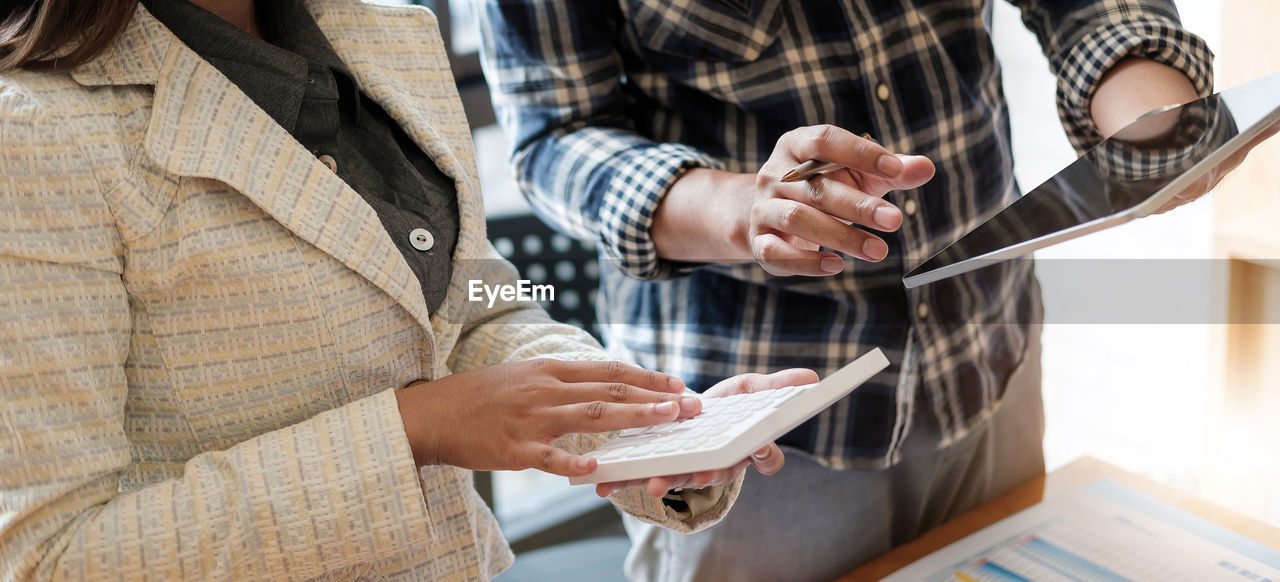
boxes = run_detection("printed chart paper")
[886,480,1280,582]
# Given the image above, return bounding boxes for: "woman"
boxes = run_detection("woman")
[0,1,805,579]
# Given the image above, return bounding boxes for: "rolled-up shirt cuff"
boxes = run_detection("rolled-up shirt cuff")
[597,142,722,281]
[1055,15,1214,153]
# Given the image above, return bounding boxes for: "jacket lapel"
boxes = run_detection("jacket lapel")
[308,0,490,331]
[72,2,438,334]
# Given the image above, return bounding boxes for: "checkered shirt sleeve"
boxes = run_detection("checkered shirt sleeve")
[1011,0,1214,152]
[480,0,722,281]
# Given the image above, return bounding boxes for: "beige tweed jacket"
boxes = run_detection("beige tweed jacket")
[0,2,740,580]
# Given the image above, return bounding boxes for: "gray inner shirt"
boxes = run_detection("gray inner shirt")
[142,0,461,313]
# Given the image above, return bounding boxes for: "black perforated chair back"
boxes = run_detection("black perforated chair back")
[486,214,602,343]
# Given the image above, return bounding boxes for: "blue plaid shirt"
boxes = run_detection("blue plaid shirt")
[478,0,1212,468]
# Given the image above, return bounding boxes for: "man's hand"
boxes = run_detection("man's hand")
[1092,58,1280,214]
[652,125,935,276]
[1150,119,1280,214]
[395,360,700,476]
[593,368,820,498]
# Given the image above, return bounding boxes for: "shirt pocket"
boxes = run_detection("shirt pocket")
[622,0,785,63]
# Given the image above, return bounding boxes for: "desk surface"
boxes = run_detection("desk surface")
[840,456,1280,580]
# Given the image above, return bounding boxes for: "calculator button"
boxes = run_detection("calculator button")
[593,448,628,461]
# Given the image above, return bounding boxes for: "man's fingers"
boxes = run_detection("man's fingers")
[754,199,888,263]
[554,360,686,393]
[750,232,844,277]
[774,125,902,179]
[777,176,903,232]
[1154,121,1279,215]
[850,154,936,197]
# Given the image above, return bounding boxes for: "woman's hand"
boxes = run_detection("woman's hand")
[594,368,820,498]
[395,360,701,476]
[652,125,935,276]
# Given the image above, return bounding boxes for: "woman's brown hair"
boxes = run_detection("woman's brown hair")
[0,0,138,73]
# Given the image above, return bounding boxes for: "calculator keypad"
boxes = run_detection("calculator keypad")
[587,385,806,463]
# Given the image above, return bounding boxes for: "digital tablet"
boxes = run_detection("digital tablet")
[903,71,1280,289]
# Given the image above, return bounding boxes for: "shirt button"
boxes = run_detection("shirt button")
[903,198,918,217]
[318,154,338,173]
[917,301,930,320]
[409,228,435,252]
[876,83,891,102]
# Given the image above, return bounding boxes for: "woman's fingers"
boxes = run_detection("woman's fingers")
[646,475,674,498]
[595,479,648,498]
[597,466,742,498]
[690,467,730,487]
[547,399,683,434]
[766,368,821,389]
[552,360,686,393]
[749,444,785,475]
[597,476,682,498]
[552,382,700,417]
[596,449,784,497]
[524,445,597,478]
[705,367,820,398]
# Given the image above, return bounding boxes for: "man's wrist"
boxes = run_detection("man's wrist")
[652,168,755,263]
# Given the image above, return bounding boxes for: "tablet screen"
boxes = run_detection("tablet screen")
[903,71,1280,288]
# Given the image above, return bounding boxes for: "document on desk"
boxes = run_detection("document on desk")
[886,479,1280,582]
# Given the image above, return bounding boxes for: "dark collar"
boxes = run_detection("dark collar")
[140,0,358,132]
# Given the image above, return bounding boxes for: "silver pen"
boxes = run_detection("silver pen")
[780,132,878,183]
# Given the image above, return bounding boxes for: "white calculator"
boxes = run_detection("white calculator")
[568,348,890,485]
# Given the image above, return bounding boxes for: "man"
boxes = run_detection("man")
[478,1,1210,579]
